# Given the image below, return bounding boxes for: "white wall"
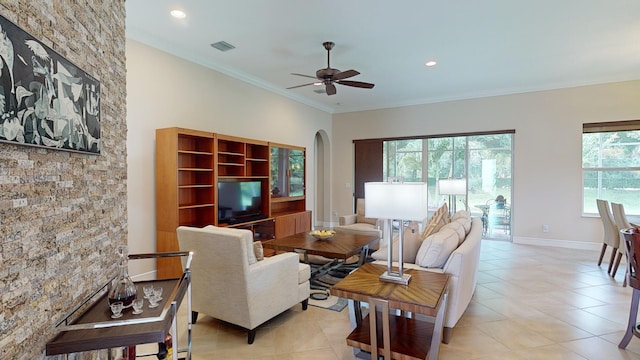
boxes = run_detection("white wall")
[332,80,640,247]
[126,39,332,277]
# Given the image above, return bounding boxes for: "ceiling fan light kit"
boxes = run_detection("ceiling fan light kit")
[287,41,375,95]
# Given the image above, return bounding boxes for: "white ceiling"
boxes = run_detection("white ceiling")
[125,0,640,114]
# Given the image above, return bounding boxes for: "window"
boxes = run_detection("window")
[384,132,513,240]
[582,121,640,215]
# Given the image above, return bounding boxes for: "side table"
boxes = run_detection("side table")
[330,263,449,360]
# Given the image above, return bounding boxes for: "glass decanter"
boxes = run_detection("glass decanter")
[108,245,137,308]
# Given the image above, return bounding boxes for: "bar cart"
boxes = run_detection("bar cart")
[46,252,193,360]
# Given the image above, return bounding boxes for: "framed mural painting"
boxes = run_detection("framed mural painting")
[0,14,100,154]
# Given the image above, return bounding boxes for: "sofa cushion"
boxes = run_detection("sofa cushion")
[415,228,459,268]
[421,203,450,239]
[371,221,422,263]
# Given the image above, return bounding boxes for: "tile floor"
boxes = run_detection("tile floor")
[142,240,640,359]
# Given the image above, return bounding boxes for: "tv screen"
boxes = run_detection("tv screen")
[218,180,263,224]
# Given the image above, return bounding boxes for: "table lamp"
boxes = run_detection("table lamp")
[365,181,428,285]
[439,178,466,215]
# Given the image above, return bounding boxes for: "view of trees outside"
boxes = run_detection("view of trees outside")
[270,147,305,197]
[383,133,513,213]
[582,130,640,215]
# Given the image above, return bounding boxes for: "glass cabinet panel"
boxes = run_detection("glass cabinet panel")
[270,146,305,198]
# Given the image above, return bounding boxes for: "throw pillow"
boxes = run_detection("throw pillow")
[356,198,379,226]
[371,221,423,263]
[415,228,459,268]
[455,216,472,234]
[253,241,264,261]
[440,221,465,245]
[421,203,450,239]
[451,210,470,222]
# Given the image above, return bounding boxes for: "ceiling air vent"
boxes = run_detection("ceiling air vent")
[210,41,235,52]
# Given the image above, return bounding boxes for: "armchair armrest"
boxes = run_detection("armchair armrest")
[339,214,357,226]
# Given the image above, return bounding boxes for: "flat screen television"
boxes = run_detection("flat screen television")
[218,180,263,224]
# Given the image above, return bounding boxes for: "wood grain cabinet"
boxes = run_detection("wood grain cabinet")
[155,127,309,278]
[274,210,312,239]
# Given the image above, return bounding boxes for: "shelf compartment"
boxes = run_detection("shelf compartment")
[246,160,269,177]
[178,134,213,153]
[346,313,434,360]
[179,187,213,207]
[217,139,245,155]
[218,164,245,177]
[178,207,215,227]
[246,143,269,160]
[179,152,213,169]
[178,169,213,187]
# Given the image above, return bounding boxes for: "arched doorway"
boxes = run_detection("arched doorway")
[314,130,331,227]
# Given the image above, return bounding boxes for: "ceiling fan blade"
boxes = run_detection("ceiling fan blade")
[291,73,318,80]
[333,69,359,81]
[336,80,375,89]
[326,83,337,95]
[286,82,317,89]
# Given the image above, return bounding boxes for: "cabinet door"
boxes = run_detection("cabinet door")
[275,214,297,239]
[295,211,312,233]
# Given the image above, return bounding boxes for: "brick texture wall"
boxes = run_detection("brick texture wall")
[0,1,126,359]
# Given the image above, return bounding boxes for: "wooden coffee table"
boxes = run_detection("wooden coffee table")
[331,263,449,360]
[262,231,379,291]
[263,231,378,264]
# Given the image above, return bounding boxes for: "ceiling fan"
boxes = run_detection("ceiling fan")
[287,41,375,96]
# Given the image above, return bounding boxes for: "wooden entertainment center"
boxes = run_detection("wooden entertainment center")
[155,127,311,278]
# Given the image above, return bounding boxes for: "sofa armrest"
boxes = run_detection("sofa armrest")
[339,214,357,226]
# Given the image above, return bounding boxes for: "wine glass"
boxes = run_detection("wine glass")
[153,287,163,301]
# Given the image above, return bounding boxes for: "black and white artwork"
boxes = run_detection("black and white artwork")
[0,14,100,154]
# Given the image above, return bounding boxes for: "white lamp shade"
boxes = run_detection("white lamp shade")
[364,182,428,221]
[439,179,466,195]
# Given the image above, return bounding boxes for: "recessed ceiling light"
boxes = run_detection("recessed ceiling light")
[170,9,187,19]
[425,60,437,67]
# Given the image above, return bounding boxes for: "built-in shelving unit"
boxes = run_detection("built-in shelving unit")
[156,127,309,278]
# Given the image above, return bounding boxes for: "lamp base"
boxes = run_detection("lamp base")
[379,271,412,285]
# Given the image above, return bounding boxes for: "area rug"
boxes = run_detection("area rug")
[308,290,348,312]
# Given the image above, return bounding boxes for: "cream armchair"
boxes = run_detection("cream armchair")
[176,225,310,344]
[334,198,383,247]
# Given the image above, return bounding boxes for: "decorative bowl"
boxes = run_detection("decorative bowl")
[309,230,336,240]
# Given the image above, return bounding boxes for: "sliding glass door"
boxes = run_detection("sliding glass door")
[384,132,513,240]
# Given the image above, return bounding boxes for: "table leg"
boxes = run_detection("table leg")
[428,290,447,360]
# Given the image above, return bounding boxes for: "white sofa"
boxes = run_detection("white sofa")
[372,212,482,343]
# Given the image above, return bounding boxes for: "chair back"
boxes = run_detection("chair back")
[622,227,640,289]
[596,199,620,248]
[611,203,631,229]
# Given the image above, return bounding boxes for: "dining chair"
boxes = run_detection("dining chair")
[612,202,631,285]
[596,199,621,276]
[618,227,640,349]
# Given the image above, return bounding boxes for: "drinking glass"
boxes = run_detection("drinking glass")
[148,294,160,308]
[153,287,163,301]
[143,285,154,299]
[110,301,124,319]
[132,298,144,314]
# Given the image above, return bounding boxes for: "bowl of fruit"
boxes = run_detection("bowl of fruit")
[309,229,336,240]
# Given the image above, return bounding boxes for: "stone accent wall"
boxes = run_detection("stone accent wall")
[0,1,126,359]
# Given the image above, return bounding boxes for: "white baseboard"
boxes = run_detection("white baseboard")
[512,236,601,251]
[131,270,157,281]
